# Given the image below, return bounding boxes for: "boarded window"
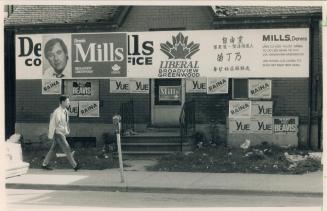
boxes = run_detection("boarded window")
[232,79,248,99]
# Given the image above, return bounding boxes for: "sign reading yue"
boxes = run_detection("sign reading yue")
[159,32,200,78]
[110,78,130,93]
[251,101,273,117]
[72,33,127,78]
[229,118,251,134]
[207,77,229,94]
[249,80,272,99]
[273,116,299,134]
[79,101,100,117]
[229,100,251,117]
[186,78,207,93]
[42,79,62,95]
[129,79,149,94]
[67,101,79,117]
[251,117,273,134]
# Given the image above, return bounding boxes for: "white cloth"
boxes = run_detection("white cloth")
[48,106,70,139]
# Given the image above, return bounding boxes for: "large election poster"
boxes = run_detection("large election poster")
[71,33,127,78]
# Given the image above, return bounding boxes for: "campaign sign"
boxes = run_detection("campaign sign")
[72,33,127,78]
[16,34,43,79]
[186,78,207,93]
[65,80,99,101]
[79,101,99,117]
[251,117,273,134]
[273,116,299,134]
[67,101,79,117]
[229,118,251,134]
[129,78,149,94]
[42,79,62,95]
[42,34,72,79]
[207,77,228,94]
[110,78,130,93]
[251,101,273,117]
[159,86,181,101]
[229,100,251,117]
[248,80,272,99]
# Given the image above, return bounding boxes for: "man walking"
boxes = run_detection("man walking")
[42,95,80,171]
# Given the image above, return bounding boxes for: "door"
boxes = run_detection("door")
[151,79,185,127]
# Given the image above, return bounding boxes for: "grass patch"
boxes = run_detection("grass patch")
[146,143,322,174]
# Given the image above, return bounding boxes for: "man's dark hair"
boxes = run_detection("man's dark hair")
[44,38,68,58]
[59,95,69,104]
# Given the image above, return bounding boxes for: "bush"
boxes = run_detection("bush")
[191,131,207,149]
[101,132,117,153]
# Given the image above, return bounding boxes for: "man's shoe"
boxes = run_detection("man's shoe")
[73,162,80,172]
[42,165,53,170]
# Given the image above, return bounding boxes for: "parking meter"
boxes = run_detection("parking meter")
[113,115,121,134]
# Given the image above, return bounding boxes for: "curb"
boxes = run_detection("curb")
[6,183,323,197]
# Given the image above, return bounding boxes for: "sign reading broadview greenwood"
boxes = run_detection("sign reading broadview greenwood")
[72,33,127,78]
[16,28,309,79]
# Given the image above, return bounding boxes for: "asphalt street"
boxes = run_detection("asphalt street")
[5,188,322,210]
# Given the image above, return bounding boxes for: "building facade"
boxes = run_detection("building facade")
[4,6,322,150]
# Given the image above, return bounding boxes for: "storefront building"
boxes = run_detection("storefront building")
[4,6,322,151]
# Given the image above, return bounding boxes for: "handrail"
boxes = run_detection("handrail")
[119,100,134,134]
[179,100,195,151]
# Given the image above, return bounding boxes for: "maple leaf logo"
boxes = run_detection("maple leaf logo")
[160,33,200,59]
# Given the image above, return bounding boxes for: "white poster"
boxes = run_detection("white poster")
[16,34,43,79]
[251,117,273,134]
[67,101,79,117]
[207,77,229,94]
[248,80,272,99]
[42,79,62,95]
[229,118,251,134]
[79,101,99,117]
[229,100,251,117]
[186,78,207,93]
[129,78,149,94]
[251,101,273,117]
[110,78,130,93]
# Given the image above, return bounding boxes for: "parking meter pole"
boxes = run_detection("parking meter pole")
[116,123,125,183]
[113,115,124,183]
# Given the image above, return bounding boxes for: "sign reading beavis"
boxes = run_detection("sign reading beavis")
[129,79,149,94]
[229,118,251,134]
[42,79,62,95]
[251,101,273,117]
[273,116,299,134]
[110,78,130,93]
[207,77,229,94]
[229,100,251,117]
[65,80,99,101]
[251,117,273,134]
[79,101,99,117]
[67,101,79,117]
[248,80,272,99]
[186,78,207,93]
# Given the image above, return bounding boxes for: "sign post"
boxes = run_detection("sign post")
[113,115,125,183]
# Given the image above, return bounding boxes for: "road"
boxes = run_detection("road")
[4,188,322,210]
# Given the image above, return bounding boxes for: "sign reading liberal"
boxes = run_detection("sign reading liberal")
[79,101,99,117]
[251,101,273,117]
[110,78,130,93]
[229,118,251,134]
[186,78,207,93]
[72,33,127,78]
[229,100,251,117]
[42,79,62,95]
[207,77,228,94]
[129,79,149,94]
[67,101,79,117]
[251,117,273,134]
[273,116,299,134]
[16,34,43,79]
[249,80,272,99]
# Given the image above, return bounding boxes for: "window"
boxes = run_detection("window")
[232,79,248,99]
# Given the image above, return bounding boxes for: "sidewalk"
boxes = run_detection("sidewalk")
[6,168,323,197]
